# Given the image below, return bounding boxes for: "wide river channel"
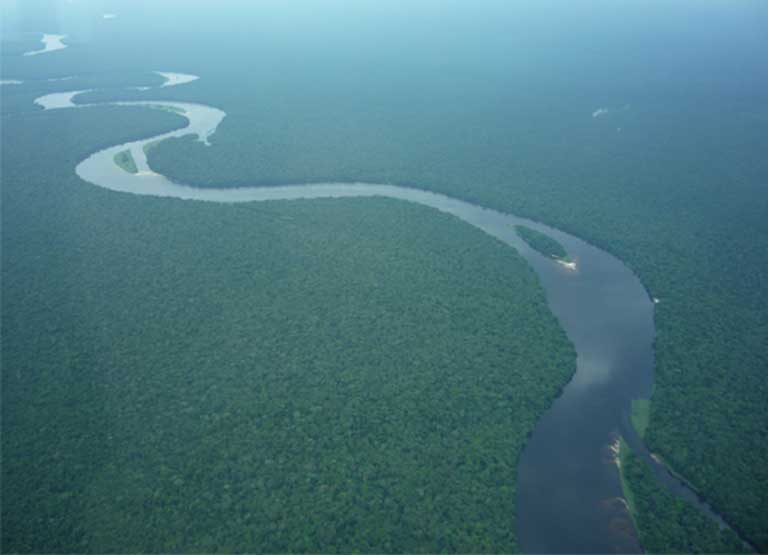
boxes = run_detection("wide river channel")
[27,71,737,552]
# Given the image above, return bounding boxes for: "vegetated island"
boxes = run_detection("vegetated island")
[113,149,137,174]
[515,225,575,269]
[616,401,748,554]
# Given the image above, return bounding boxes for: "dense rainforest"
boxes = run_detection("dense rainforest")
[1,105,575,552]
[3,1,767,551]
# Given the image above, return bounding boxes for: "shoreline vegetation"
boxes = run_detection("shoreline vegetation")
[617,438,639,526]
[113,150,138,174]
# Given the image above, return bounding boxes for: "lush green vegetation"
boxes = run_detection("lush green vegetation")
[515,225,569,261]
[618,439,640,520]
[3,3,767,550]
[618,440,748,554]
[113,149,138,173]
[2,107,576,553]
[631,399,651,440]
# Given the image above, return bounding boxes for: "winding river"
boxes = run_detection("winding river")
[27,68,743,552]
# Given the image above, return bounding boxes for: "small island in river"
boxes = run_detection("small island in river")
[515,225,575,269]
[113,150,138,174]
